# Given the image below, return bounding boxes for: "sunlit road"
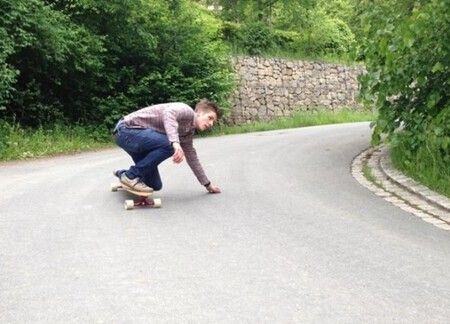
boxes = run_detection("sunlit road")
[1,122,449,322]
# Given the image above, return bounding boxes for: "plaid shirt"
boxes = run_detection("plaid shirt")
[123,103,209,186]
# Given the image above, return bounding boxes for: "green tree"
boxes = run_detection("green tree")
[210,0,355,56]
[318,0,353,22]
[204,0,313,25]
[50,0,234,125]
[0,26,18,110]
[360,0,448,139]
[0,0,234,127]
[360,0,449,183]
[0,0,104,125]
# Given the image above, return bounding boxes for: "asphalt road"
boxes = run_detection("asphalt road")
[1,122,449,323]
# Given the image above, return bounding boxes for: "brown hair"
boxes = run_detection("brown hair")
[195,99,221,119]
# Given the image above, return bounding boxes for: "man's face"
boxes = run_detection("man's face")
[195,110,217,131]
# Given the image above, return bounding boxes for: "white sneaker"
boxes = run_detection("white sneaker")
[119,173,153,193]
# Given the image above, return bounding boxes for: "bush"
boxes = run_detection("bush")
[304,10,356,55]
[220,21,241,44]
[240,21,274,56]
[0,0,105,125]
[360,0,449,146]
[272,29,305,53]
[0,26,18,110]
[360,0,449,195]
[391,107,450,196]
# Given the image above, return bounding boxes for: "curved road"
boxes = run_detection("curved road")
[1,122,449,322]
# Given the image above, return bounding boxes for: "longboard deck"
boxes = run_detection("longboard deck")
[112,183,152,197]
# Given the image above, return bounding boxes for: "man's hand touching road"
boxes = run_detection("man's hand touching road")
[206,183,221,194]
[172,142,184,164]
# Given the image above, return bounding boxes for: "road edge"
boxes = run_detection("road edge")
[351,145,450,232]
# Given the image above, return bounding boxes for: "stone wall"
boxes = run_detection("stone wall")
[226,56,365,125]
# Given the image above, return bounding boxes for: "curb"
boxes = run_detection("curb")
[351,146,450,231]
[378,146,450,213]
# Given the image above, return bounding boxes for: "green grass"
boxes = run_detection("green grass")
[362,161,384,189]
[0,123,113,161]
[362,160,379,186]
[0,110,375,162]
[203,109,376,137]
[229,45,359,66]
[262,48,359,66]
[390,135,450,198]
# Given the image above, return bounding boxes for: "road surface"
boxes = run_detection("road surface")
[1,122,449,322]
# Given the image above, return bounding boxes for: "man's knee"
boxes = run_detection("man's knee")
[166,144,175,154]
[161,144,175,158]
[142,177,163,191]
[147,179,162,191]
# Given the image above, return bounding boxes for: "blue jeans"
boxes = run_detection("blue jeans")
[115,124,174,191]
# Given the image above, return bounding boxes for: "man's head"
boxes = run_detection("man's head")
[194,99,220,131]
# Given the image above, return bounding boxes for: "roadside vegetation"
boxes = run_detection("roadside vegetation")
[0,122,112,161]
[391,132,450,198]
[359,0,449,197]
[362,160,379,188]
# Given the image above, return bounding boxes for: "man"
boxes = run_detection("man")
[113,99,221,194]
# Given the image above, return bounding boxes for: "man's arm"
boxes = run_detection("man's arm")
[162,105,181,144]
[181,139,221,193]
[162,105,192,164]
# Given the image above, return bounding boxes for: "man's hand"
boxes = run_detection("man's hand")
[206,183,221,193]
[172,142,184,164]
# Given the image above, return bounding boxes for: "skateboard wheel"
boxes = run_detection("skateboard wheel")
[111,183,120,192]
[124,200,134,210]
[153,198,162,208]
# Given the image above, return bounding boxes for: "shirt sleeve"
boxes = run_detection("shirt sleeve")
[162,105,180,144]
[181,137,210,186]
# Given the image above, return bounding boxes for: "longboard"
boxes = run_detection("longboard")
[111,183,162,210]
